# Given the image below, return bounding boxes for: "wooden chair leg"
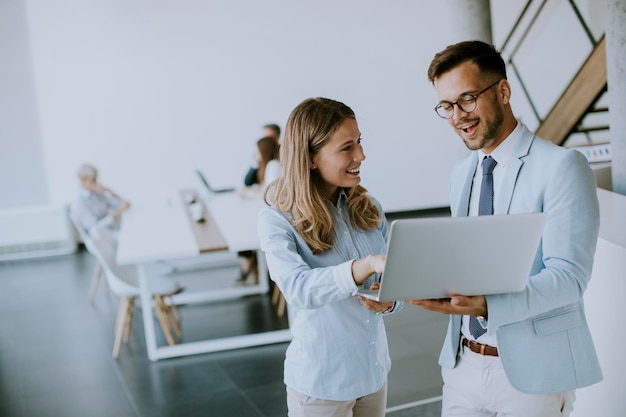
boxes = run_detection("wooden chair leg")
[271,284,286,317]
[156,296,182,337]
[122,298,134,342]
[272,284,280,305]
[167,295,181,319]
[153,296,175,346]
[113,297,130,358]
[277,292,286,318]
[88,261,102,302]
[162,302,182,337]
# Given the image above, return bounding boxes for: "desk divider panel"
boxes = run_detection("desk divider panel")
[179,190,229,253]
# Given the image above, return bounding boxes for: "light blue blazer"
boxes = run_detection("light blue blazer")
[440,124,603,394]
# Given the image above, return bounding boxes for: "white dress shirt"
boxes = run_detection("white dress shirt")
[263,159,281,188]
[462,121,521,347]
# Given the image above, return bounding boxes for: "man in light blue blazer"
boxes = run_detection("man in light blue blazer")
[409,41,602,417]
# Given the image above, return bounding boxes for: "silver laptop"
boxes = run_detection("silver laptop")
[356,212,547,302]
[194,169,235,194]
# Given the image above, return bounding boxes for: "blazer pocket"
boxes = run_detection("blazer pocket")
[533,308,584,336]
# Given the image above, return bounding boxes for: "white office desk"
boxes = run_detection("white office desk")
[204,192,264,252]
[116,197,200,265]
[116,192,292,361]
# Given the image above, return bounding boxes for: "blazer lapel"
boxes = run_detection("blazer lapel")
[495,125,534,214]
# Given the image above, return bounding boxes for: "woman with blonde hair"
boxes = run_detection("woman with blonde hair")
[258,97,401,417]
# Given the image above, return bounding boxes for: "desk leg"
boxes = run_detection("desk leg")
[138,264,158,361]
[137,250,292,361]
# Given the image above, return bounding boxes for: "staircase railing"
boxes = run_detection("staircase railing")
[497,0,609,147]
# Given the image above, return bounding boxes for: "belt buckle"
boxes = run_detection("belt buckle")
[463,337,487,356]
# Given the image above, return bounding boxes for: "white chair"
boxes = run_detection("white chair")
[69,211,106,302]
[88,228,184,358]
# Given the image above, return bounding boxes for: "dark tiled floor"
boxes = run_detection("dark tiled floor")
[0,225,445,417]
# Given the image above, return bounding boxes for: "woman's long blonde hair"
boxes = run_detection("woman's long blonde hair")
[265,97,381,254]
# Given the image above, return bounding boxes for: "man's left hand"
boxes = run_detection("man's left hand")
[408,295,487,317]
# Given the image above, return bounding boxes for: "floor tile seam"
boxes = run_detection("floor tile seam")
[214,362,266,416]
[385,395,442,413]
[213,361,241,391]
[110,358,145,417]
[231,387,267,417]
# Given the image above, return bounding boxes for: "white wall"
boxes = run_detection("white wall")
[19,0,472,213]
[0,0,49,208]
[3,0,604,212]
[571,189,626,416]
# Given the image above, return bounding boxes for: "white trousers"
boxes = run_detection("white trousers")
[442,345,575,417]
[286,381,387,417]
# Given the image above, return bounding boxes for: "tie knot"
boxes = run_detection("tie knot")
[482,156,497,175]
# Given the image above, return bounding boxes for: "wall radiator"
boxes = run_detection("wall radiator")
[0,204,77,261]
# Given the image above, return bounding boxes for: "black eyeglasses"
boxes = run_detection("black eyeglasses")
[434,80,501,119]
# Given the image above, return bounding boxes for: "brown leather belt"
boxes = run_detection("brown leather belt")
[462,338,499,357]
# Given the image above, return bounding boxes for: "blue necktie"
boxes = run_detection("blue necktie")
[478,156,497,216]
[469,156,497,339]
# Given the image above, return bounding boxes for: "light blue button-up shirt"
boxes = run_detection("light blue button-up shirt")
[72,188,124,235]
[258,191,401,401]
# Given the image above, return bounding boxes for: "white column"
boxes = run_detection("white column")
[604,0,626,195]
[444,0,493,44]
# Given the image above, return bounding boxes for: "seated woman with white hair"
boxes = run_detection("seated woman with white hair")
[71,163,131,236]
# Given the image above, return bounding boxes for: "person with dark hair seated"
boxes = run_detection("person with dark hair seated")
[237,135,281,285]
[244,123,281,186]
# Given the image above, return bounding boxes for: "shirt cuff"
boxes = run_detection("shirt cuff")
[383,300,405,315]
[336,260,359,295]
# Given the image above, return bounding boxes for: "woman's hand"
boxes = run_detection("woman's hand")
[351,254,385,286]
[357,282,394,313]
